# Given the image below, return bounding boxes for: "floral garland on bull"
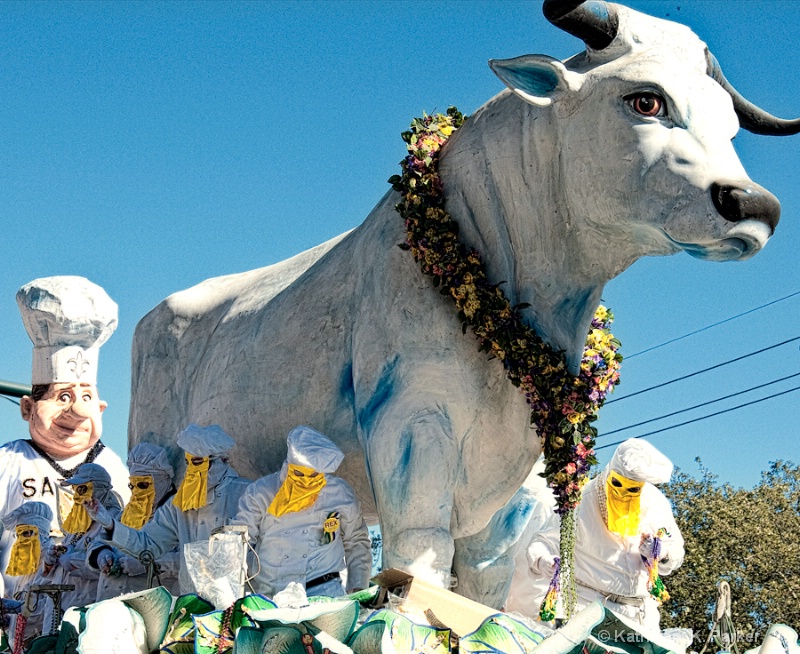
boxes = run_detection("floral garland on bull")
[389,107,622,620]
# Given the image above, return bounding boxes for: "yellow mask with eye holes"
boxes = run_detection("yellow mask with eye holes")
[173,454,209,511]
[6,525,40,576]
[268,464,326,517]
[63,482,94,534]
[121,475,157,528]
[605,471,643,537]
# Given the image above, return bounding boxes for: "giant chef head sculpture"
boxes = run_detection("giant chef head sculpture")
[17,276,118,460]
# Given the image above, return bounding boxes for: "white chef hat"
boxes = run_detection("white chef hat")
[1,501,53,534]
[16,276,118,385]
[128,441,175,479]
[286,425,344,473]
[61,463,113,492]
[176,423,235,458]
[609,439,673,484]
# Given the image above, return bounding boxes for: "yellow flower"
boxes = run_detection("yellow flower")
[567,412,585,424]
[440,124,454,136]
[464,298,480,318]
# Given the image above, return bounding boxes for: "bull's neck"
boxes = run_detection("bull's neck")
[439,93,634,374]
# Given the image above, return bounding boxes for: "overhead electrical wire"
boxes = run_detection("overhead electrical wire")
[599,371,800,438]
[596,383,800,451]
[605,335,800,405]
[623,289,800,359]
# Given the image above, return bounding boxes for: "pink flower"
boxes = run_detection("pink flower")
[565,462,577,475]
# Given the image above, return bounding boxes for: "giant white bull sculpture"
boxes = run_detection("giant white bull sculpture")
[128,0,798,607]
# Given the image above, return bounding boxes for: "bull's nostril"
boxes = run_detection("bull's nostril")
[711,182,781,232]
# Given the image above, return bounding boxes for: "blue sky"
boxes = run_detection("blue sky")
[1,1,798,490]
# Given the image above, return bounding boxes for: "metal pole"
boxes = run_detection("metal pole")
[0,380,31,399]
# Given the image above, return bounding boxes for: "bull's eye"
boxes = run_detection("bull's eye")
[626,92,666,118]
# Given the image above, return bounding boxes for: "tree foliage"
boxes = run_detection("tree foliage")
[660,460,800,643]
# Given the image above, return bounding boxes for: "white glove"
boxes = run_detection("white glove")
[85,499,114,530]
[534,554,558,576]
[43,544,61,567]
[97,548,120,576]
[119,555,147,577]
[639,533,655,560]
[640,533,671,562]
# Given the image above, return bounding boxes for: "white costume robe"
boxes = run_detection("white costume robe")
[231,470,371,598]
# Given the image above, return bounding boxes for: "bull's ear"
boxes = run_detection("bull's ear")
[489,54,582,107]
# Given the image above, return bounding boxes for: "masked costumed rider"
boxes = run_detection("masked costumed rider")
[0,277,130,597]
[527,439,684,631]
[91,442,180,599]
[231,425,371,598]
[1,502,55,648]
[87,424,250,595]
[42,463,123,612]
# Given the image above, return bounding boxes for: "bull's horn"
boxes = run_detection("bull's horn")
[707,52,800,136]
[542,0,618,51]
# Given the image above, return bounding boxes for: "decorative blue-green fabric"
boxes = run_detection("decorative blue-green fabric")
[246,598,359,644]
[530,602,680,654]
[348,608,450,654]
[459,612,548,653]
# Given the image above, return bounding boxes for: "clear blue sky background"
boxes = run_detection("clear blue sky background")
[1,1,798,490]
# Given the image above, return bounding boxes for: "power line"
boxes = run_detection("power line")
[1,395,20,407]
[596,383,800,451]
[624,289,800,359]
[599,371,800,438]
[605,335,800,405]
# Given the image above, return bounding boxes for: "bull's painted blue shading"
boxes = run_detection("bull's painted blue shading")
[356,356,399,435]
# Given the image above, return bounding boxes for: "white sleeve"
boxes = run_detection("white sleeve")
[339,484,372,591]
[526,508,560,575]
[229,479,267,548]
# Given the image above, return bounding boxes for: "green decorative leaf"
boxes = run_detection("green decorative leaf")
[355,609,450,654]
[460,613,547,654]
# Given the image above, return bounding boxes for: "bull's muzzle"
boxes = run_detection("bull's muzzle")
[711,182,780,234]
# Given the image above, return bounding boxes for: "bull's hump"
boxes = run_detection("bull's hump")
[162,230,353,319]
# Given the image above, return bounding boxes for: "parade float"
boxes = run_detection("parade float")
[5,0,800,652]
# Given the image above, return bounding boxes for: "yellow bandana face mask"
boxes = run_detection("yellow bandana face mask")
[63,482,94,534]
[268,464,327,517]
[6,525,40,576]
[121,475,156,528]
[605,471,643,537]
[173,454,210,511]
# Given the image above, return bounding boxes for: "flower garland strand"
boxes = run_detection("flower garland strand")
[389,108,622,619]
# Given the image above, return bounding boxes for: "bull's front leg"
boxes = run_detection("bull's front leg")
[362,404,458,589]
[452,482,541,608]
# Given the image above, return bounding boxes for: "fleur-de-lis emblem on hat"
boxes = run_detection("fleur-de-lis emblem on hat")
[67,351,91,379]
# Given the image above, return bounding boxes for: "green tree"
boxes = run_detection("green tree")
[660,460,800,643]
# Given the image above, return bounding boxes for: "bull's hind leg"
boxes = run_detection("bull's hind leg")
[364,407,458,588]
